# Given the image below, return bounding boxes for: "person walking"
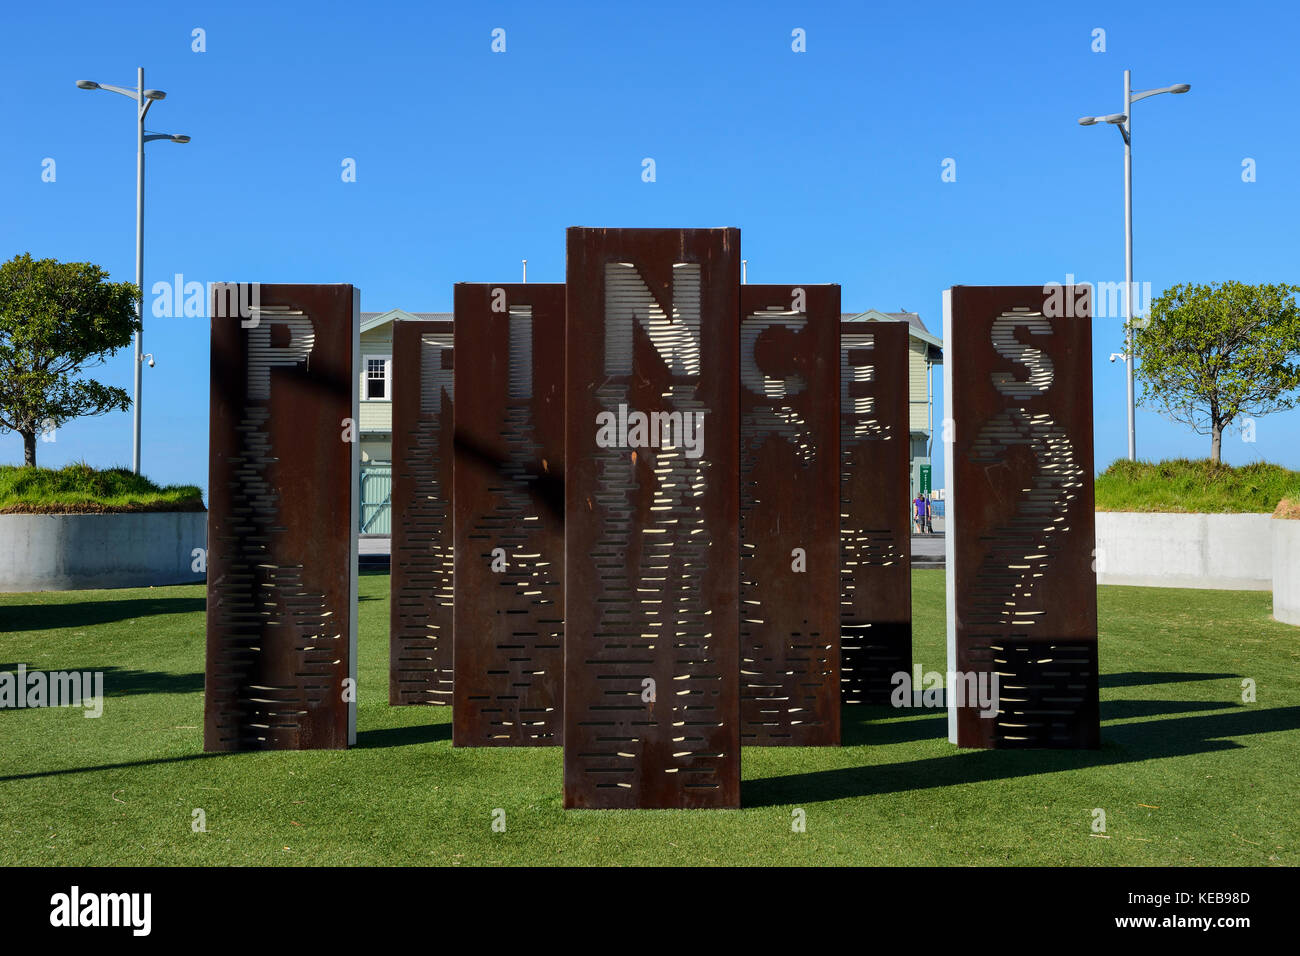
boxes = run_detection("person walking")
[913,492,924,534]
[922,492,934,534]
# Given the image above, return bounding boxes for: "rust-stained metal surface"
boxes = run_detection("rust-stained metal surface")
[205,284,359,751]
[944,285,1098,749]
[452,283,565,746]
[563,227,741,808]
[389,319,456,705]
[839,320,913,705]
[739,285,841,745]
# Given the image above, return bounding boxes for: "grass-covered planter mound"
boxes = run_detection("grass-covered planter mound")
[1273,499,1300,626]
[0,463,203,514]
[1094,459,1299,591]
[1095,458,1300,513]
[0,464,205,592]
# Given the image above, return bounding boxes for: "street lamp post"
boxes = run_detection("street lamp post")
[76,68,189,475]
[1078,70,1189,462]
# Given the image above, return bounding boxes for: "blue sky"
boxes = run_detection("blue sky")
[2,0,1298,493]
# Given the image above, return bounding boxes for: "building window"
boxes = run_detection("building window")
[364,355,391,400]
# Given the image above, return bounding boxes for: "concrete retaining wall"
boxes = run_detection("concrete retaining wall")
[1273,518,1300,625]
[1095,511,1273,590]
[0,512,207,592]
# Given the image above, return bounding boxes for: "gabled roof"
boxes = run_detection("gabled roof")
[842,309,943,359]
[360,309,453,334]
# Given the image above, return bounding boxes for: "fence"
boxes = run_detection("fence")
[360,464,392,534]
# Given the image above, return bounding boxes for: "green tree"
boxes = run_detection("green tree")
[0,253,139,466]
[1131,281,1300,463]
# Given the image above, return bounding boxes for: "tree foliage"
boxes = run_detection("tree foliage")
[1131,281,1300,462]
[0,253,139,466]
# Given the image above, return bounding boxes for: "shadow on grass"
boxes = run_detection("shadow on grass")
[0,663,202,697]
[355,722,450,748]
[843,708,945,746]
[0,752,223,782]
[0,719,452,782]
[1101,671,1238,688]
[1101,699,1237,720]
[0,597,205,632]
[840,697,1235,746]
[745,705,1300,807]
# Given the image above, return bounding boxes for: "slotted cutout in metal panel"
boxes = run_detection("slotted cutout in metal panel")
[453,283,565,746]
[943,285,1098,749]
[839,320,912,705]
[389,319,455,705]
[205,284,359,751]
[739,285,841,745]
[563,227,741,809]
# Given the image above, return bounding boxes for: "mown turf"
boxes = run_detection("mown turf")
[0,571,1295,866]
[0,463,204,514]
[1094,458,1300,514]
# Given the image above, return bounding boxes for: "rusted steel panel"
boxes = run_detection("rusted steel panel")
[205,284,359,751]
[839,320,913,705]
[564,227,741,809]
[944,285,1099,749]
[389,319,456,706]
[739,285,841,745]
[452,283,566,746]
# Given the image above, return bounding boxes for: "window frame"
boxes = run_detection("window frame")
[362,353,393,402]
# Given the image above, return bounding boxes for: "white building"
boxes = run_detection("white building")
[355,307,943,532]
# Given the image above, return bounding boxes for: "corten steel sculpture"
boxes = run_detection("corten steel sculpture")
[942,285,1099,748]
[452,283,565,745]
[839,320,913,705]
[739,285,841,745]
[389,318,455,705]
[564,227,741,809]
[205,284,359,751]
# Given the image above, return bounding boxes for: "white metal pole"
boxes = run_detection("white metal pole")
[1123,69,1136,461]
[133,66,144,475]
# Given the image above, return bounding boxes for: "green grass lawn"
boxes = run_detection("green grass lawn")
[0,463,204,514]
[1,570,1295,866]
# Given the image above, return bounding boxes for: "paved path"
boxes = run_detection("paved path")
[911,534,945,566]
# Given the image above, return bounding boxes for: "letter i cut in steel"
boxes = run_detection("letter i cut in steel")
[452,283,566,745]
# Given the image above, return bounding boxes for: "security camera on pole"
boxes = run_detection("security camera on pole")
[1078,71,1190,461]
[76,68,190,475]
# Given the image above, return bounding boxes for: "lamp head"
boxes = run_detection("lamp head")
[1077,116,1098,126]
[76,80,100,90]
[143,89,166,101]
[1103,113,1128,125]
[1170,83,1191,94]
[170,135,191,144]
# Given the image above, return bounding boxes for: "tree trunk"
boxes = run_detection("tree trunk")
[1211,423,1222,464]
[21,429,36,467]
